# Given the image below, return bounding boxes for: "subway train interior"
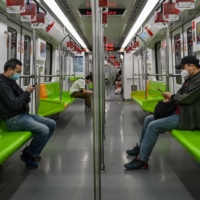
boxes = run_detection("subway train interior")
[0,0,200,199]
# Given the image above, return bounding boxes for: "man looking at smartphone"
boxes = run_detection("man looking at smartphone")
[0,59,56,169]
[124,55,200,170]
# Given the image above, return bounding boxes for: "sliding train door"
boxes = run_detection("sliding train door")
[172,27,184,93]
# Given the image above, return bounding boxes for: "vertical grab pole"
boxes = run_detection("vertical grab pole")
[91,0,101,199]
[137,33,148,99]
[100,11,106,173]
[32,28,38,114]
[166,26,170,91]
[58,35,68,100]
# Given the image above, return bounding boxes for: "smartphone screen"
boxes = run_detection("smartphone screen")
[32,83,37,87]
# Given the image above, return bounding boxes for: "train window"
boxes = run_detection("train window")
[155,42,163,81]
[45,43,52,82]
[174,33,182,85]
[187,27,193,56]
[23,35,31,86]
[7,27,17,59]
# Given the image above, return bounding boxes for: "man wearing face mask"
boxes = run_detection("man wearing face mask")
[124,55,200,170]
[0,59,56,169]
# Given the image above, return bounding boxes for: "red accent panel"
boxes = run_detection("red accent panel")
[46,22,55,32]
[6,0,24,6]
[99,0,108,7]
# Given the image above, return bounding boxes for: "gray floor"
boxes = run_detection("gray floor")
[105,86,123,101]
[1,100,200,200]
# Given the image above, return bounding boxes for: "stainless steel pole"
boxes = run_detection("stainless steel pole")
[58,46,62,100]
[100,11,106,173]
[32,28,38,114]
[137,34,148,99]
[166,26,170,91]
[91,0,101,199]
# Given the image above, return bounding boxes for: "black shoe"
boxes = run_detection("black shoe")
[126,143,140,156]
[20,153,38,169]
[33,156,41,162]
[124,157,148,170]
[22,146,41,161]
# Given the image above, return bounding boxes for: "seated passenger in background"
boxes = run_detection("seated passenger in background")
[0,59,56,169]
[70,75,93,113]
[124,55,200,170]
[114,74,122,94]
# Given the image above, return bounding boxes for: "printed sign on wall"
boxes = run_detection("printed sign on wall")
[74,56,83,72]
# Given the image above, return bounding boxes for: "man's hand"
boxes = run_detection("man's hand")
[163,99,170,102]
[26,85,35,93]
[162,92,172,100]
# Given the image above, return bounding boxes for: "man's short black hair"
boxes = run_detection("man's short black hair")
[85,75,93,81]
[4,58,22,72]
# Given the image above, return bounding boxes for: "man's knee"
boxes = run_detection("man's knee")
[33,124,50,138]
[47,119,56,130]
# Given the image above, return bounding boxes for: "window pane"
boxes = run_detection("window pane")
[187,27,193,56]
[8,27,17,59]
[155,42,163,81]
[45,43,52,82]
[174,34,182,85]
[23,35,31,86]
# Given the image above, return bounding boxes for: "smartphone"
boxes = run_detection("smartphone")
[32,83,37,87]
[158,88,162,93]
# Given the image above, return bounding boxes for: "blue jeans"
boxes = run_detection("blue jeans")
[5,114,56,158]
[138,114,179,162]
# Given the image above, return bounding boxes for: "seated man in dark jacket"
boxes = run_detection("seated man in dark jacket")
[0,59,56,169]
[124,55,200,170]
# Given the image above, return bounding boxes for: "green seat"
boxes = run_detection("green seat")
[38,82,75,116]
[131,81,166,113]
[171,129,200,163]
[0,118,32,165]
[69,76,83,82]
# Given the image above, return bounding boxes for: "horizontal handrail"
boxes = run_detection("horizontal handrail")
[19,74,75,79]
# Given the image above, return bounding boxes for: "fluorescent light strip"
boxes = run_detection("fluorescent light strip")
[121,0,160,49]
[43,0,88,49]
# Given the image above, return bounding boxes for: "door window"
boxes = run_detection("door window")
[155,42,163,81]
[174,33,182,84]
[187,27,193,56]
[7,27,17,59]
[23,35,31,86]
[45,43,52,82]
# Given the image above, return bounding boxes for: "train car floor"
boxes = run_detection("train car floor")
[0,100,200,200]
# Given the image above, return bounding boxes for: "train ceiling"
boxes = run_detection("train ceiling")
[55,0,148,51]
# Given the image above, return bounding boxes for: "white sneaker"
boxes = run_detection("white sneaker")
[85,107,92,113]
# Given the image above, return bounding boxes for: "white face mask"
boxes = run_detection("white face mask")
[181,69,189,80]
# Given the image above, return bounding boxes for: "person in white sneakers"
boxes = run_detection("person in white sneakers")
[70,75,93,113]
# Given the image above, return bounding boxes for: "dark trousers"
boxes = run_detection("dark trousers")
[71,92,91,108]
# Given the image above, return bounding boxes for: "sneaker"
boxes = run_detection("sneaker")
[22,146,41,162]
[126,143,140,156]
[20,153,38,169]
[33,156,41,162]
[85,107,92,113]
[124,157,148,170]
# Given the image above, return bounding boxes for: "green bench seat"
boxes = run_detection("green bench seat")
[39,82,75,116]
[0,118,32,166]
[69,76,83,82]
[131,81,166,113]
[171,130,200,163]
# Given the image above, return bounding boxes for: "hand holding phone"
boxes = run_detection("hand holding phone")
[158,88,162,93]
[32,83,37,87]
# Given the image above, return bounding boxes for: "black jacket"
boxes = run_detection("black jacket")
[0,74,31,119]
[171,72,200,130]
